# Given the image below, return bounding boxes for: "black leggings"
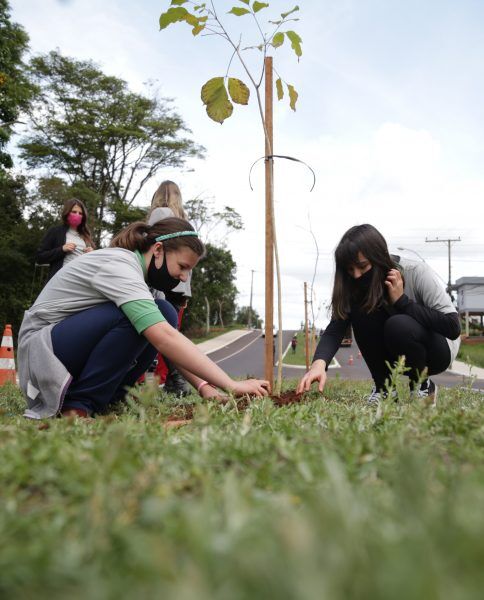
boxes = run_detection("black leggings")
[351,309,451,390]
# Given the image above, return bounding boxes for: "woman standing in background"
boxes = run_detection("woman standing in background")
[36,198,94,280]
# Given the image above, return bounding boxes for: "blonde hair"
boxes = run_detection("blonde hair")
[150,180,186,219]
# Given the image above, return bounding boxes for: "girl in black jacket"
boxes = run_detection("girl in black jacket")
[297,224,461,405]
[36,198,95,280]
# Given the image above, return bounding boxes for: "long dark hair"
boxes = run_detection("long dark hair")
[61,198,94,248]
[331,224,399,318]
[110,217,205,257]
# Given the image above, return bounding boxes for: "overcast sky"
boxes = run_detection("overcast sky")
[10,0,484,328]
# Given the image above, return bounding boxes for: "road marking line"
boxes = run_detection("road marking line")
[213,334,262,364]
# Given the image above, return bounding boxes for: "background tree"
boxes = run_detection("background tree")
[20,51,204,244]
[183,243,238,332]
[235,305,262,328]
[0,173,47,336]
[185,195,243,246]
[0,0,36,170]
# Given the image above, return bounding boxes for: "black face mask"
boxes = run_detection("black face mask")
[147,253,180,292]
[353,267,374,289]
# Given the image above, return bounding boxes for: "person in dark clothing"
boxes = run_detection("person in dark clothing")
[36,198,95,281]
[297,224,461,405]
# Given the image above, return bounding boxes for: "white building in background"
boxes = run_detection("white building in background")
[454,277,484,336]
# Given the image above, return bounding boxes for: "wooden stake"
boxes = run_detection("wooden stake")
[304,282,310,371]
[264,56,274,386]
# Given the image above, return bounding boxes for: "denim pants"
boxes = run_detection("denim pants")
[51,300,178,414]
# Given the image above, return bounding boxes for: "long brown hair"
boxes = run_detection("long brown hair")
[150,180,186,219]
[331,224,399,319]
[61,198,94,248]
[110,217,205,257]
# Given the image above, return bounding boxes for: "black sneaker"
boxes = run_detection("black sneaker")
[366,387,398,406]
[415,378,438,406]
[163,368,190,397]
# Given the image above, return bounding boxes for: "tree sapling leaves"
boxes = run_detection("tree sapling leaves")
[281,6,299,19]
[272,32,284,48]
[252,2,269,13]
[228,7,251,16]
[275,77,284,101]
[287,83,298,110]
[159,6,206,35]
[170,0,187,5]
[228,78,250,105]
[285,30,302,59]
[201,77,234,124]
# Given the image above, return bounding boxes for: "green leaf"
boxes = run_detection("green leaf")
[201,77,234,124]
[285,30,303,59]
[272,32,284,48]
[275,77,284,100]
[252,1,269,13]
[170,0,187,5]
[191,15,207,35]
[238,0,250,4]
[281,5,299,19]
[228,7,251,16]
[159,7,192,30]
[228,78,250,105]
[287,83,298,111]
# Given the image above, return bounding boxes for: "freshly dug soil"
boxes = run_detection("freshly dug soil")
[164,390,305,424]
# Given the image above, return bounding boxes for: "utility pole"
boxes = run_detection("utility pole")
[248,269,255,329]
[425,236,461,298]
[304,282,310,371]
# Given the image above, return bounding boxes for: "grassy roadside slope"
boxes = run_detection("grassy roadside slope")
[1,380,484,599]
[458,342,484,369]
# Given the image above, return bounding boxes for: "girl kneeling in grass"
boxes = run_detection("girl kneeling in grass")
[18,217,269,418]
[297,224,461,405]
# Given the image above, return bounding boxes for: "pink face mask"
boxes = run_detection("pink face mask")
[67,213,83,227]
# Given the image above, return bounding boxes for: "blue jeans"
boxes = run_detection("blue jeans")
[51,300,178,415]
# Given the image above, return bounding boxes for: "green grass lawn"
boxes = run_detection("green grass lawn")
[1,380,484,599]
[283,333,337,368]
[458,342,484,369]
[281,332,314,366]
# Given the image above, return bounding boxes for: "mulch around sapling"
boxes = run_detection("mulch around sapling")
[164,390,306,427]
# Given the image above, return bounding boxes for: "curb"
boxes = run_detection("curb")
[197,329,258,355]
[447,359,484,379]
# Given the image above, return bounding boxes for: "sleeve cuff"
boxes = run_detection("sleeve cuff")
[393,293,410,311]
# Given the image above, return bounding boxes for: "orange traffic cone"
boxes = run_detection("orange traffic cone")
[348,354,354,366]
[0,324,17,386]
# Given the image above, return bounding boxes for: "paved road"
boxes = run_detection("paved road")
[212,331,484,391]
[209,329,295,379]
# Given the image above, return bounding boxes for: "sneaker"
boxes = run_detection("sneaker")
[415,378,438,406]
[366,387,398,406]
[163,368,190,397]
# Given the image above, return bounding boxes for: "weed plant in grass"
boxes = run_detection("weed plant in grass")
[1,380,484,599]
